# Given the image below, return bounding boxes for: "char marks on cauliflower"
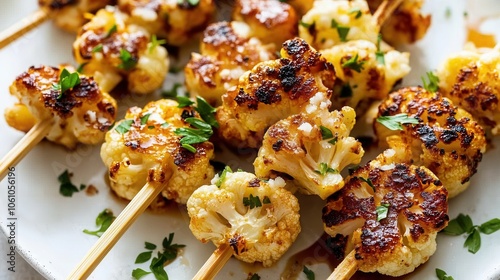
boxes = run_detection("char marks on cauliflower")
[7,65,117,149]
[187,170,300,267]
[374,87,486,197]
[323,149,449,276]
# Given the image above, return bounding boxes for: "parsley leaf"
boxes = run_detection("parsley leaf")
[331,19,350,42]
[135,251,153,264]
[314,163,338,175]
[376,113,419,130]
[106,24,117,38]
[436,268,454,280]
[243,194,263,209]
[442,213,470,235]
[176,96,195,107]
[92,44,103,53]
[150,252,169,280]
[358,177,375,191]
[216,166,232,187]
[52,68,81,99]
[145,242,157,250]
[320,125,333,139]
[83,209,116,237]
[177,0,200,6]
[303,266,315,280]
[248,273,261,280]
[299,20,314,28]
[342,54,365,72]
[422,71,440,93]
[196,96,219,128]
[58,170,81,197]
[375,34,385,65]
[140,113,151,125]
[132,268,151,280]
[262,196,271,204]
[479,218,500,234]
[376,203,390,222]
[118,49,137,70]
[115,119,134,134]
[348,7,362,19]
[149,34,167,53]
[175,117,213,153]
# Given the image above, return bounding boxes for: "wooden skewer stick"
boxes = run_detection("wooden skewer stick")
[68,181,164,279]
[0,8,51,50]
[373,0,404,27]
[327,250,359,280]
[0,119,52,181]
[192,244,233,280]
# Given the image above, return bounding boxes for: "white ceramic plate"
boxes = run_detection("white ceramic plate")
[1,1,500,279]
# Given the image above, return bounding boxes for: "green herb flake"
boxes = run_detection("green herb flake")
[479,218,500,234]
[150,252,169,280]
[303,266,315,280]
[331,19,350,42]
[243,194,263,209]
[328,137,338,145]
[464,228,481,253]
[176,96,195,107]
[421,71,440,93]
[58,170,80,197]
[436,268,454,280]
[52,68,81,99]
[76,62,88,73]
[135,251,153,264]
[83,208,116,237]
[145,242,157,250]
[175,117,213,153]
[177,0,200,6]
[320,125,334,140]
[358,177,375,192]
[132,268,151,280]
[375,34,385,65]
[376,113,419,130]
[262,196,271,204]
[118,48,137,70]
[216,166,233,187]
[248,273,261,280]
[339,82,353,98]
[299,20,314,29]
[348,7,362,19]
[92,44,103,53]
[140,113,151,125]
[314,163,338,176]
[115,119,134,134]
[161,122,170,128]
[106,24,117,38]
[196,96,219,128]
[342,53,365,73]
[376,203,390,222]
[149,34,167,53]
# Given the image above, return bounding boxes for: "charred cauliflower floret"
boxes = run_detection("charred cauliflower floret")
[187,170,300,267]
[216,37,336,149]
[323,149,449,277]
[184,21,277,106]
[73,6,169,94]
[100,99,215,204]
[366,0,431,45]
[6,65,117,149]
[118,0,215,46]
[38,0,115,33]
[231,0,298,46]
[437,45,500,134]
[322,39,410,111]
[374,87,486,198]
[299,0,378,50]
[254,99,364,199]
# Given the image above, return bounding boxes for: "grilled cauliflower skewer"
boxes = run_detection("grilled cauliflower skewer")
[6,65,117,149]
[323,149,449,277]
[254,95,364,199]
[73,6,169,95]
[374,87,487,198]
[100,99,215,204]
[187,170,300,268]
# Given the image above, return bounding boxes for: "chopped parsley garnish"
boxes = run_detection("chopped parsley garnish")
[140,113,151,125]
[441,213,500,254]
[303,266,315,280]
[115,119,134,134]
[314,163,338,175]
[106,24,117,38]
[176,96,194,107]
[320,125,333,139]
[376,203,390,221]
[375,34,385,65]
[162,83,183,98]
[436,268,454,280]
[342,54,365,72]
[216,166,232,187]
[177,0,200,6]
[299,20,314,29]
[358,177,375,191]
[175,117,213,153]
[248,273,261,280]
[422,71,440,93]
[52,68,81,99]
[83,209,116,237]
[92,44,103,53]
[131,233,186,280]
[243,194,263,209]
[149,34,167,53]
[348,7,362,19]
[118,49,137,70]
[196,96,219,128]
[58,170,86,197]
[339,83,353,98]
[331,19,350,42]
[262,196,271,204]
[161,122,170,128]
[76,62,88,73]
[376,113,419,130]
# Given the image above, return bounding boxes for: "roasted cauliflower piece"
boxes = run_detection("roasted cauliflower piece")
[187,170,300,267]
[299,0,378,50]
[437,45,500,135]
[323,149,449,277]
[38,0,115,33]
[118,0,215,46]
[366,0,431,45]
[216,37,336,149]
[184,21,277,106]
[322,39,410,111]
[100,99,215,204]
[254,99,364,199]
[374,87,486,198]
[231,0,298,46]
[73,6,169,95]
[6,65,117,149]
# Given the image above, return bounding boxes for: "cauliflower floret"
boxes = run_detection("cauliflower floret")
[437,45,500,134]
[216,37,336,149]
[7,65,117,149]
[4,103,36,133]
[374,87,487,198]
[73,6,169,95]
[38,0,114,33]
[299,0,379,50]
[100,99,215,204]
[254,103,364,199]
[118,0,215,46]
[322,39,410,111]
[231,0,298,46]
[184,21,277,106]
[366,0,431,45]
[322,149,449,276]
[187,170,300,267]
